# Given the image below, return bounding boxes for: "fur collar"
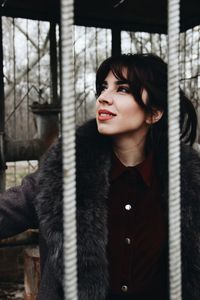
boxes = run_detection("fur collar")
[35,118,200,300]
[36,119,112,299]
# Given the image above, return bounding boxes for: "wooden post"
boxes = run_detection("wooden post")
[24,247,40,300]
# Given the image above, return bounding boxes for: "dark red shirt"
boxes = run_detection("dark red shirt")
[107,152,168,300]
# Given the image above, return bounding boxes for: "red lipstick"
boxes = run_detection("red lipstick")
[98,109,116,121]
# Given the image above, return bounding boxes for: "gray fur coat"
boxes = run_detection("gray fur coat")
[1,119,200,299]
[35,119,200,300]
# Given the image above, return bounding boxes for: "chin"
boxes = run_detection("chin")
[97,123,114,136]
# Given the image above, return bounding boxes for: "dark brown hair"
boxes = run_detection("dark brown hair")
[96,53,197,150]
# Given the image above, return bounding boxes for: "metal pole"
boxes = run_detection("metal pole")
[61,0,78,299]
[50,21,58,105]
[0,16,6,192]
[168,0,182,299]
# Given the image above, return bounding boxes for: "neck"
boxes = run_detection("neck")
[112,132,147,167]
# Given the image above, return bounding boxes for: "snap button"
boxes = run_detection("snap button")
[125,204,132,211]
[125,238,131,245]
[121,285,128,292]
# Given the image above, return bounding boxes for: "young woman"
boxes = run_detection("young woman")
[0,53,200,300]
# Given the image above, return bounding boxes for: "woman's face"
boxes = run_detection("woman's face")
[96,70,150,138]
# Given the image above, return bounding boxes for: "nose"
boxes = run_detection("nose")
[97,91,113,105]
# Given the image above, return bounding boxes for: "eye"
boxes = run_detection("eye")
[118,86,130,93]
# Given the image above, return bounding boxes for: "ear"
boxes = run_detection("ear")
[145,109,163,125]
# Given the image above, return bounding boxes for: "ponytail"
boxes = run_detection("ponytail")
[180,91,197,146]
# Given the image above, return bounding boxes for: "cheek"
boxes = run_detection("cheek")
[120,103,147,127]
[120,101,144,117]
[95,100,99,113]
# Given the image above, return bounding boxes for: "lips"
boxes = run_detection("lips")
[98,109,116,121]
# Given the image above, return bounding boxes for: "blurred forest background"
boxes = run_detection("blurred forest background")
[2,18,200,187]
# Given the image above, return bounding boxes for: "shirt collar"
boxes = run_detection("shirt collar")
[110,151,154,187]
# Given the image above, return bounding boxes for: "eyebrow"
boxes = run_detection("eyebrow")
[102,79,130,85]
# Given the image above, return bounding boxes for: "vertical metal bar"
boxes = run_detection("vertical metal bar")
[59,23,62,107]
[95,27,98,70]
[168,0,182,299]
[183,31,186,92]
[197,26,200,143]
[194,27,199,108]
[12,18,16,185]
[37,21,41,103]
[83,27,87,120]
[111,28,121,56]
[26,19,30,139]
[50,21,58,105]
[73,26,77,124]
[0,17,6,192]
[61,0,78,299]
[190,28,195,104]
[26,19,30,172]
[0,18,4,133]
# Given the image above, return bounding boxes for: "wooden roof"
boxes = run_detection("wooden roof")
[1,0,200,33]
